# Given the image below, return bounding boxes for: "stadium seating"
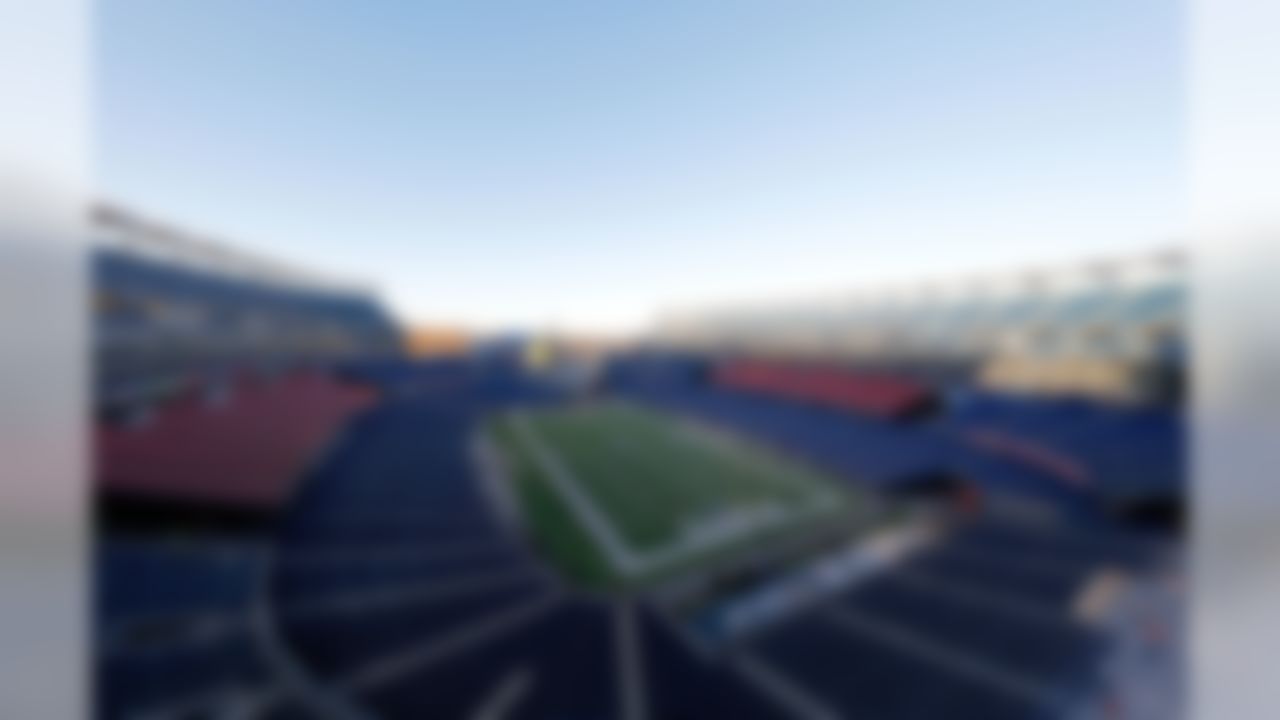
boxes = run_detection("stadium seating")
[656,251,1186,405]
[91,214,1184,719]
[942,390,1185,504]
[96,352,1176,719]
[96,540,261,620]
[714,359,937,420]
[612,365,1098,521]
[618,379,949,485]
[638,608,791,719]
[947,517,1158,572]
[97,370,376,513]
[839,574,1107,690]
[607,352,1181,524]
[752,612,1040,720]
[93,242,400,416]
[94,540,269,719]
[98,628,270,719]
[262,366,627,719]
[361,599,619,719]
[707,513,1130,720]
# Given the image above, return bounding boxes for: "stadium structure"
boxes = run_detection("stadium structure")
[95,206,1186,720]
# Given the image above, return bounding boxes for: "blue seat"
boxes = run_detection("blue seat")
[361,600,618,720]
[639,607,791,719]
[754,612,1043,720]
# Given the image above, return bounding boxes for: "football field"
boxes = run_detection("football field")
[487,402,855,587]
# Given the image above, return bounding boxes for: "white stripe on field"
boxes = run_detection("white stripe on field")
[509,414,647,575]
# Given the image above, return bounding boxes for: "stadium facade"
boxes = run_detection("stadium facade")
[654,248,1186,404]
[93,203,400,417]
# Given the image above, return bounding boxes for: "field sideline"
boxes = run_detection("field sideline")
[486,402,855,587]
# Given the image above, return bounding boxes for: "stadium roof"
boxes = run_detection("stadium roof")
[653,247,1187,359]
[93,203,377,297]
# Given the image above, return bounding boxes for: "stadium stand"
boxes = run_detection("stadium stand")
[267,365,630,720]
[714,359,938,420]
[724,507,1168,720]
[95,538,272,718]
[751,610,1044,720]
[97,371,376,519]
[94,210,1183,718]
[657,249,1186,406]
[97,352,1179,719]
[93,204,407,718]
[605,348,1184,529]
[607,355,1093,520]
[637,608,791,720]
[94,204,399,418]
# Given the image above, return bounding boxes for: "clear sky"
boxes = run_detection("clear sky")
[98,1,1183,333]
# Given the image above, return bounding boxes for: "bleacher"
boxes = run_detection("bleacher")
[613,357,944,482]
[752,610,1042,720]
[713,359,937,420]
[638,608,791,719]
[360,599,618,719]
[267,365,624,719]
[97,371,377,519]
[838,574,1106,690]
[607,352,1182,525]
[93,360,571,718]
[609,356,1084,516]
[93,205,400,416]
[904,546,1092,611]
[657,250,1186,406]
[941,390,1185,512]
[91,207,1181,718]
[95,539,272,718]
[734,513,1147,720]
[92,204,410,717]
[94,353,1177,719]
[96,541,260,621]
[99,626,271,719]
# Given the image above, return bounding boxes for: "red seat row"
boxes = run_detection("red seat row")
[97,370,376,511]
[713,360,936,420]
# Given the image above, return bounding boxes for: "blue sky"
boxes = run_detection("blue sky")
[98,1,1183,332]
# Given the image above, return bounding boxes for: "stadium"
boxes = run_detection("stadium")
[94,203,1186,720]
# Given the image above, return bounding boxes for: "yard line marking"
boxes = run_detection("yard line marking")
[340,590,564,693]
[470,668,533,720]
[509,411,835,579]
[509,413,645,575]
[822,604,1061,709]
[282,567,540,620]
[615,601,649,720]
[735,653,842,720]
[472,433,525,531]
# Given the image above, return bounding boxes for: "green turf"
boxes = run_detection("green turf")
[486,401,856,588]
[487,418,619,589]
